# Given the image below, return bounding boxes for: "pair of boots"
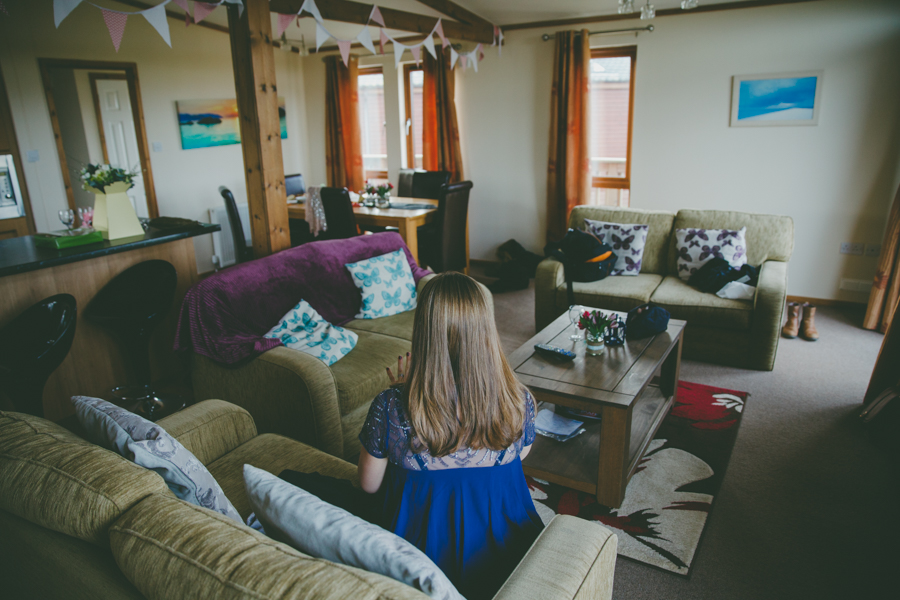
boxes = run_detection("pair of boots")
[782,302,818,341]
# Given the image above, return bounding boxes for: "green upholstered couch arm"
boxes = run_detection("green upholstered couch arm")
[495,515,617,600]
[535,258,565,332]
[751,260,789,371]
[192,347,344,458]
[156,400,257,467]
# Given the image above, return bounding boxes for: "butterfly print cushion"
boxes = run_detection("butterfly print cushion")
[674,227,747,280]
[583,219,649,276]
[264,300,358,366]
[345,249,418,319]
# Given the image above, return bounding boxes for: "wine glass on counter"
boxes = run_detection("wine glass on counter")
[58,209,75,230]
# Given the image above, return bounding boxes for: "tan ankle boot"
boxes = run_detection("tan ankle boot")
[800,303,819,341]
[782,302,801,338]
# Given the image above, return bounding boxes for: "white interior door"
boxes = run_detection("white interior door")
[94,78,148,218]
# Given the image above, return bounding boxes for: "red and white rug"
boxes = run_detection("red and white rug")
[527,381,749,576]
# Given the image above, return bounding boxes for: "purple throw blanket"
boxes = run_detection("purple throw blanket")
[174,232,431,365]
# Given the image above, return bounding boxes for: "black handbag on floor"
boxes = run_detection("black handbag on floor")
[544,229,617,306]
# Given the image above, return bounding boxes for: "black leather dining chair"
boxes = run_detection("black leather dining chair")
[417,181,473,273]
[0,294,77,417]
[219,186,254,264]
[285,173,306,197]
[319,187,359,240]
[398,168,416,197]
[411,171,451,200]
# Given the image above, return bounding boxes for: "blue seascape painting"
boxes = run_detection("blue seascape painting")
[736,76,819,123]
[177,98,288,150]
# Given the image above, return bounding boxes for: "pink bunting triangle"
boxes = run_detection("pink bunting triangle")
[370,6,385,27]
[460,55,468,70]
[379,29,388,55]
[337,40,352,67]
[277,13,294,38]
[172,0,190,12]
[192,2,217,24]
[185,11,192,27]
[411,45,420,65]
[477,43,484,62]
[436,20,448,49]
[101,9,127,52]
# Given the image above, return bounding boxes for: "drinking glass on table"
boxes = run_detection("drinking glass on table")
[58,209,75,230]
[568,305,585,341]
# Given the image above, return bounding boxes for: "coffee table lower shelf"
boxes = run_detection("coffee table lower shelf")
[523,384,674,506]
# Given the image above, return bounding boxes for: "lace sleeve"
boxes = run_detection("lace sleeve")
[359,390,391,458]
[523,390,536,447]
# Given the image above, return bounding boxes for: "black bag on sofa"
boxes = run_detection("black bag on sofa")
[544,229,617,306]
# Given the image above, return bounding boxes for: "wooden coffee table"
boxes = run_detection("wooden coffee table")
[511,309,685,508]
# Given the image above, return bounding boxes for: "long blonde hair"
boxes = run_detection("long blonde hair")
[403,272,527,457]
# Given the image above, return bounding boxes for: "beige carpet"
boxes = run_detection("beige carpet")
[482,275,898,599]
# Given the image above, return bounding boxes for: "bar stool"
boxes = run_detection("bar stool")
[85,260,182,419]
[0,294,77,417]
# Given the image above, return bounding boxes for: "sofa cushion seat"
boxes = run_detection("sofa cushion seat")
[555,273,664,312]
[206,433,359,520]
[343,309,416,341]
[649,276,753,330]
[331,330,412,416]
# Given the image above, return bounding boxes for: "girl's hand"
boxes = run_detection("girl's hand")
[387,352,410,385]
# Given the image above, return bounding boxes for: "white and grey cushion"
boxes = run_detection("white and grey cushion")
[264,300,357,366]
[345,249,417,319]
[72,396,242,523]
[243,464,464,600]
[674,226,748,280]
[583,219,649,276]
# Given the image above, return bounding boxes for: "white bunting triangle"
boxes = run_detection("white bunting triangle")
[394,42,406,69]
[54,0,83,27]
[472,52,478,72]
[315,21,330,51]
[357,27,376,54]
[423,35,436,59]
[301,0,322,23]
[142,2,171,47]
[436,19,449,49]
[450,47,458,69]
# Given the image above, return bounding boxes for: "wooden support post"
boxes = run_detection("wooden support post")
[227,0,291,258]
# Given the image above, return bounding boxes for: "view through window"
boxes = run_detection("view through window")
[404,65,424,169]
[358,66,388,182]
[589,46,635,207]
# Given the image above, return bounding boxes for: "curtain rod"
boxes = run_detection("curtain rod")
[541,25,654,41]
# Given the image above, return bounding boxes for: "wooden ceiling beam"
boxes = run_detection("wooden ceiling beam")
[414,0,492,27]
[269,0,494,43]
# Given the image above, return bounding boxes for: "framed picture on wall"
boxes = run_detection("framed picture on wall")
[730,71,823,127]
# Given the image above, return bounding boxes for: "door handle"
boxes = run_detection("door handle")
[406,118,412,136]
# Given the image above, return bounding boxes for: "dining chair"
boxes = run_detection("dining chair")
[218,186,254,264]
[411,170,451,200]
[417,181,473,273]
[285,173,306,197]
[319,187,359,240]
[398,168,417,197]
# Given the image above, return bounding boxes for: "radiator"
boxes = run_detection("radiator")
[209,204,251,269]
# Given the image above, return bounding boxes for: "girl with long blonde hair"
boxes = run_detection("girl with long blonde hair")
[358,272,543,599]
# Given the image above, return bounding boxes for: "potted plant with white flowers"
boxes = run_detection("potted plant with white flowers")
[80,164,144,240]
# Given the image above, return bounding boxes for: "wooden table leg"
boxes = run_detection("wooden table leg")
[660,333,683,398]
[597,403,631,507]
[400,219,420,265]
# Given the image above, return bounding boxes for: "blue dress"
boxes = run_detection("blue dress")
[359,387,544,600]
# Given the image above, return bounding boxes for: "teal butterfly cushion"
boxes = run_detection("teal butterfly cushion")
[263,300,357,366]
[345,249,417,319]
[72,396,242,523]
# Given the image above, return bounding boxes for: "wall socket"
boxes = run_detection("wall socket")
[840,278,873,292]
[840,242,865,255]
[865,244,881,258]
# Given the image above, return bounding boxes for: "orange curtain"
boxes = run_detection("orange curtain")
[546,30,591,243]
[864,183,900,333]
[324,55,363,192]
[423,47,464,182]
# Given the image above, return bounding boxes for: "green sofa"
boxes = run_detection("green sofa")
[536,206,794,371]
[191,274,492,461]
[0,400,617,600]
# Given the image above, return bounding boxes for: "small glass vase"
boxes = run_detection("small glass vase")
[376,193,390,208]
[585,331,605,356]
[363,194,377,208]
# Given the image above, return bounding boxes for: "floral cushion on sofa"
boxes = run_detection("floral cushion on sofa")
[583,219,649,276]
[264,300,357,366]
[345,249,417,319]
[675,227,748,280]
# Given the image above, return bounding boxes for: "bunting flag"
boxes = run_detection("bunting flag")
[393,42,406,69]
[471,52,478,72]
[369,5,385,27]
[276,13,295,38]
[459,55,468,71]
[411,45,421,65]
[54,0,83,27]
[192,2,218,24]
[379,28,389,55]
[450,47,459,69]
[423,35,436,59]
[142,2,171,47]
[315,22,330,51]
[301,0,322,23]
[185,10,192,27]
[101,9,128,52]
[357,27,376,55]
[337,40,352,67]
[493,25,499,45]
[498,29,504,56]
[477,43,484,62]
[172,0,190,12]
[435,19,448,49]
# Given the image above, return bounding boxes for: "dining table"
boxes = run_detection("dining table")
[287,196,446,266]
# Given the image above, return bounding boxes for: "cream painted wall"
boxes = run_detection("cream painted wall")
[458,0,900,302]
[0,2,310,273]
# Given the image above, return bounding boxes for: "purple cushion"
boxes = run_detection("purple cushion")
[174,232,430,365]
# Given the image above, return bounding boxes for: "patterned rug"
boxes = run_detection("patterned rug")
[526,381,749,576]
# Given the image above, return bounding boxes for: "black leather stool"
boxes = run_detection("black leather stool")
[0,294,77,417]
[86,260,182,419]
